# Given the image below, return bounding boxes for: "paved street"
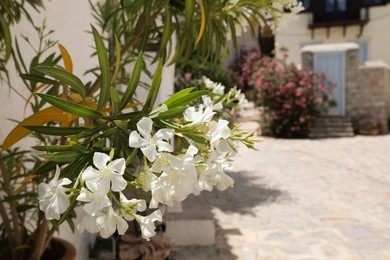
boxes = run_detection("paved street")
[172,127,390,259]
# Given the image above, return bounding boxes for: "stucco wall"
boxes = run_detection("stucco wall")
[0,1,174,259]
[276,5,390,66]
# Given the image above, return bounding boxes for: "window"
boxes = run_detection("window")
[326,0,347,12]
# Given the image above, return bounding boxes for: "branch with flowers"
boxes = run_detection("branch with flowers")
[0,0,302,259]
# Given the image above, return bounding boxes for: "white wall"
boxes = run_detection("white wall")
[0,1,174,259]
[223,5,390,67]
[276,5,390,66]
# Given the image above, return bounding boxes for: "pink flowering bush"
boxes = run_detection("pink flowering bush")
[248,51,333,138]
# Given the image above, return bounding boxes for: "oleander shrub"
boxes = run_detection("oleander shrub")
[248,50,333,138]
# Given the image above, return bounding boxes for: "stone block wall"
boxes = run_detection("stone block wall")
[301,43,390,133]
[351,61,390,133]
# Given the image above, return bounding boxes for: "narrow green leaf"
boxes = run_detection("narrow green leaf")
[37,93,103,119]
[16,205,36,213]
[4,193,38,202]
[0,13,11,62]
[24,126,88,136]
[164,88,194,107]
[157,106,187,119]
[110,87,121,116]
[120,52,143,110]
[185,133,208,145]
[70,142,89,154]
[125,148,139,166]
[167,90,208,108]
[111,35,121,85]
[20,74,58,85]
[185,0,195,28]
[71,123,107,138]
[40,151,79,163]
[155,7,173,62]
[34,161,59,175]
[66,218,76,233]
[92,26,111,110]
[33,145,73,152]
[34,66,86,99]
[143,60,163,111]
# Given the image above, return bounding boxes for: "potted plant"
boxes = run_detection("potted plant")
[0,1,302,259]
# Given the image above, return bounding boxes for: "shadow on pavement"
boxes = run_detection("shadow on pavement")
[203,171,289,216]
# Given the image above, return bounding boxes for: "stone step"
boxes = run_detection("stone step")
[309,132,355,138]
[165,194,215,246]
[309,116,354,138]
[310,126,354,132]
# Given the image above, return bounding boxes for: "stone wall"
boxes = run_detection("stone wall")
[352,61,390,133]
[301,43,390,133]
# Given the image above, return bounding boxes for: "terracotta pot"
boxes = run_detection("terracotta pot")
[0,237,76,259]
[41,237,77,260]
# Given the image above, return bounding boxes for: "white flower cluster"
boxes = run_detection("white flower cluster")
[38,153,162,240]
[37,84,253,241]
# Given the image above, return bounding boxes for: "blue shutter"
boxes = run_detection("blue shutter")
[313,52,346,116]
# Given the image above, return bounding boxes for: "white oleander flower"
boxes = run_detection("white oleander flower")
[120,193,147,221]
[38,165,71,220]
[184,105,215,125]
[202,76,225,95]
[78,212,101,234]
[136,163,157,192]
[96,206,129,238]
[234,89,249,108]
[76,186,111,216]
[135,209,162,240]
[149,147,198,208]
[129,117,174,162]
[82,152,127,194]
[209,119,232,149]
[202,95,223,112]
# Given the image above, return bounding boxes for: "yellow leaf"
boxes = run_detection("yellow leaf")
[2,107,75,150]
[195,0,206,46]
[24,83,49,113]
[58,44,73,73]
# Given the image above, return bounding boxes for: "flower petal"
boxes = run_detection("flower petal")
[81,166,100,182]
[110,174,127,192]
[141,144,158,162]
[107,158,126,175]
[137,117,153,140]
[129,131,147,148]
[93,152,110,170]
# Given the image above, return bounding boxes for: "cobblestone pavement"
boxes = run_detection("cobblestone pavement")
[172,126,390,259]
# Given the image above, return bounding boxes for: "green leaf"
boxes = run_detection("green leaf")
[66,218,76,233]
[20,74,58,85]
[143,60,163,111]
[121,52,143,110]
[164,88,194,107]
[185,0,195,28]
[71,123,107,138]
[4,193,38,202]
[16,205,36,213]
[155,7,173,62]
[40,151,79,163]
[34,66,86,99]
[33,145,73,152]
[111,35,121,85]
[0,13,11,62]
[110,87,121,116]
[37,93,103,119]
[185,133,208,145]
[34,161,59,175]
[166,90,208,108]
[24,126,88,136]
[157,106,187,120]
[70,142,89,154]
[92,26,111,110]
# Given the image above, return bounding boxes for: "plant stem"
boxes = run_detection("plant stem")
[31,215,48,260]
[0,193,14,250]
[0,153,22,247]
